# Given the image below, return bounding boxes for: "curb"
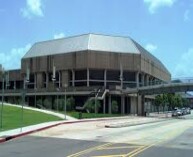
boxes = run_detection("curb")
[0,117,128,144]
[0,116,171,144]
[105,118,170,128]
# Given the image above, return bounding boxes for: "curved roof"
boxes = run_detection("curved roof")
[22,33,169,74]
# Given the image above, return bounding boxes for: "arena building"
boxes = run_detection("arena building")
[0,34,171,115]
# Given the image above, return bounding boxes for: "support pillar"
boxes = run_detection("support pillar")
[137,94,145,116]
[34,73,37,89]
[103,97,106,114]
[121,95,125,114]
[108,95,112,114]
[58,71,61,88]
[135,72,140,88]
[141,73,145,87]
[87,68,89,87]
[61,70,69,87]
[37,73,43,89]
[72,69,75,87]
[46,72,49,89]
[104,69,107,88]
[130,96,137,115]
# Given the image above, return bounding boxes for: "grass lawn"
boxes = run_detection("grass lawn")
[0,105,62,131]
[67,111,122,119]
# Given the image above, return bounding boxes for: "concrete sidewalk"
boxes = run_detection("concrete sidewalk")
[0,115,172,143]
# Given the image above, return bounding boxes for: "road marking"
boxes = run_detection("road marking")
[128,144,156,157]
[92,155,126,157]
[67,143,113,157]
[98,146,140,150]
[122,145,147,157]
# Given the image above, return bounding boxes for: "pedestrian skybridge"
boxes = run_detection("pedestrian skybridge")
[123,78,193,95]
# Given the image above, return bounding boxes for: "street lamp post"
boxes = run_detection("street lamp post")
[21,68,30,132]
[94,88,97,117]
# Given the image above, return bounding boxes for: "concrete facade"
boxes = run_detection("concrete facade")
[0,34,171,115]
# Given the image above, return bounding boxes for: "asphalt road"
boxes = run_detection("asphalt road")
[0,113,193,157]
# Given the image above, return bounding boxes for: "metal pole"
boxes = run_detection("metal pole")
[35,89,36,108]
[21,79,25,132]
[57,94,59,111]
[64,87,66,120]
[0,76,4,129]
[95,90,97,116]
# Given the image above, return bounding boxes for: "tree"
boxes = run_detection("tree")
[53,98,64,111]
[174,94,183,108]
[112,100,118,114]
[84,99,101,113]
[43,97,52,109]
[155,95,162,113]
[161,94,168,112]
[66,97,75,111]
[167,93,175,110]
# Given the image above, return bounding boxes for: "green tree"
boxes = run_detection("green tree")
[155,95,162,113]
[53,98,64,111]
[66,97,75,111]
[84,99,101,113]
[174,94,183,108]
[43,97,52,109]
[111,100,118,114]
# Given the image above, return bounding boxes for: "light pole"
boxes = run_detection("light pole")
[21,68,30,132]
[94,88,97,117]
[34,87,37,108]
[64,84,67,120]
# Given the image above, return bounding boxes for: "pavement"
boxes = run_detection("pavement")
[0,104,172,144]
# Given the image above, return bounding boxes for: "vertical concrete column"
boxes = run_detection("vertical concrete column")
[104,69,107,88]
[61,70,69,87]
[87,68,89,87]
[34,73,37,89]
[14,81,16,90]
[108,95,112,114]
[141,73,145,87]
[135,72,140,88]
[37,73,43,89]
[103,96,106,114]
[72,69,75,87]
[46,72,49,89]
[146,75,149,86]
[58,71,61,88]
[137,94,145,116]
[121,95,125,114]
[130,96,137,115]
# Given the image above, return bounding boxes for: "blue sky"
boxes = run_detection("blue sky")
[0,0,193,78]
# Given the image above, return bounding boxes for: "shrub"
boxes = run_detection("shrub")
[66,97,75,111]
[84,99,101,113]
[53,98,64,111]
[43,97,52,109]
[112,100,118,113]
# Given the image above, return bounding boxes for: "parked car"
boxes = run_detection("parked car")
[181,108,187,115]
[172,109,182,117]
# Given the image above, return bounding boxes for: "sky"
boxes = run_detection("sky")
[0,0,193,79]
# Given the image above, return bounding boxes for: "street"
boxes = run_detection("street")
[0,113,193,157]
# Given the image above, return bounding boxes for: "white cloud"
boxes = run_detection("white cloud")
[53,33,65,39]
[144,0,176,14]
[184,10,190,21]
[145,43,157,52]
[21,0,44,19]
[0,44,31,70]
[173,48,193,77]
